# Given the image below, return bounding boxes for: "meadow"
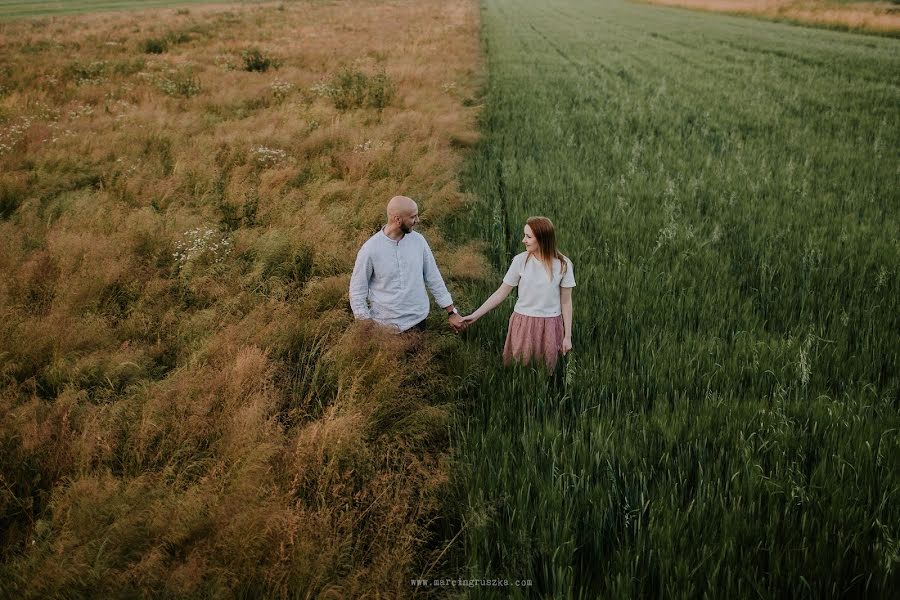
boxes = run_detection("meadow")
[0,0,235,19]
[447,0,899,597]
[0,0,483,596]
[643,0,900,37]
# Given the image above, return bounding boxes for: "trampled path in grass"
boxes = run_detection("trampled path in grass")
[447,0,899,596]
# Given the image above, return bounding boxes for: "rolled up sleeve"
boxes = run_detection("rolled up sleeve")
[349,247,373,319]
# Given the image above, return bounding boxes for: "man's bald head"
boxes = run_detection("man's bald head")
[387,195,417,219]
[385,196,420,236]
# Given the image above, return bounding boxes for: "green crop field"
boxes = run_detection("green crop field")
[0,0,256,19]
[447,0,899,597]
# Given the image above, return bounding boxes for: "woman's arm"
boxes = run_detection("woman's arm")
[463,283,514,323]
[560,286,573,354]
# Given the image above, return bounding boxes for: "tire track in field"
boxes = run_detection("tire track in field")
[522,12,856,193]
[598,21,895,146]
[523,18,739,149]
[526,21,635,95]
[520,11,776,132]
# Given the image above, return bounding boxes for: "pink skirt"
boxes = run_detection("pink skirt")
[503,312,564,370]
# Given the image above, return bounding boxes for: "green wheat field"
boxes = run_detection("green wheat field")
[448,0,899,597]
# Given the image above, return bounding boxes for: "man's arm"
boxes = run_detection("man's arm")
[422,240,453,310]
[349,247,373,320]
[422,240,465,330]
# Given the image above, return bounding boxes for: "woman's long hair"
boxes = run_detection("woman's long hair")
[526,216,568,277]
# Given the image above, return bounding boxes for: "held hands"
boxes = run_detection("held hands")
[448,313,478,333]
[448,312,466,333]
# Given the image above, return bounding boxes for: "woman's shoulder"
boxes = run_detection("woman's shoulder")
[511,251,528,264]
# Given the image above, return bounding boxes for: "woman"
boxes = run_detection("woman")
[463,216,575,370]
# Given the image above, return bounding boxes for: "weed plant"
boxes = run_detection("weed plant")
[141,29,191,54]
[316,67,397,111]
[241,48,279,73]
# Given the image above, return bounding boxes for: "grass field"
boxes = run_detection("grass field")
[0,0,243,19]
[0,0,482,596]
[447,0,899,597]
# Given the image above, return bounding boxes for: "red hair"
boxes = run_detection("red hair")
[525,216,568,277]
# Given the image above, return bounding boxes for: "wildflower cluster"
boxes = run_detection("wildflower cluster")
[173,227,233,270]
[0,117,33,155]
[353,139,373,153]
[68,104,94,119]
[270,79,294,101]
[42,75,60,88]
[69,60,109,86]
[40,122,77,145]
[252,145,288,168]
[154,69,201,98]
[32,103,61,121]
[310,80,335,98]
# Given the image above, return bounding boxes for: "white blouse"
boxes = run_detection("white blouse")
[502,252,576,317]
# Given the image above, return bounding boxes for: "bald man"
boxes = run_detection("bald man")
[349,196,465,332]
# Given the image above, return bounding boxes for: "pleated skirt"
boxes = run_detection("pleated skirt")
[502,311,564,370]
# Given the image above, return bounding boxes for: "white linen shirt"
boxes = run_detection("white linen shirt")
[503,252,576,317]
[349,229,453,332]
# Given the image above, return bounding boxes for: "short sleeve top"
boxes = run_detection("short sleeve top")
[502,252,576,317]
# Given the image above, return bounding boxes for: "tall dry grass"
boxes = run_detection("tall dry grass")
[0,0,484,596]
[642,0,900,35]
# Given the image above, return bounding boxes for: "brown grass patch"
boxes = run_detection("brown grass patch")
[642,0,900,35]
[0,0,482,596]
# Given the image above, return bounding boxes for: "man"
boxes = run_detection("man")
[349,195,465,333]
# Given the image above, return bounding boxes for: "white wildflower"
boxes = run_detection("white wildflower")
[173,227,233,270]
[310,80,335,97]
[270,79,294,100]
[252,145,287,168]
